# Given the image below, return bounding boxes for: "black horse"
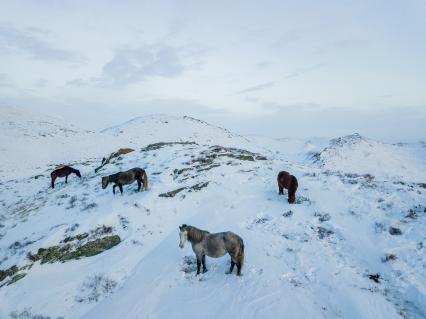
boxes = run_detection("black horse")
[51,166,81,188]
[277,171,298,203]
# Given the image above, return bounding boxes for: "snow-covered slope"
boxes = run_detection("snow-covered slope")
[314,133,426,182]
[101,114,252,150]
[0,106,113,179]
[0,112,425,319]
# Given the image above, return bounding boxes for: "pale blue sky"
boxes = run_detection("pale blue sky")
[0,0,425,141]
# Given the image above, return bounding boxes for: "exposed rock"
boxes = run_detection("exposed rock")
[7,272,26,285]
[317,227,334,239]
[283,210,293,217]
[368,273,381,283]
[0,265,18,282]
[95,148,134,172]
[389,227,402,235]
[381,254,397,263]
[28,235,121,264]
[159,187,186,198]
[141,141,197,152]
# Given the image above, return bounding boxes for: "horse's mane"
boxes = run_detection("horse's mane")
[187,226,209,243]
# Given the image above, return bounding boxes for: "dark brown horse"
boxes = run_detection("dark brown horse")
[51,166,81,188]
[101,167,148,195]
[277,171,298,204]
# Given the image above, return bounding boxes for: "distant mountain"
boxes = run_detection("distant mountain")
[314,133,426,182]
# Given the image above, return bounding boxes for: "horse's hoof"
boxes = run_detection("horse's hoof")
[202,269,208,273]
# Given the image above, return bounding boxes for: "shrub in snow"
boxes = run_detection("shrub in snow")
[9,309,63,319]
[75,274,117,303]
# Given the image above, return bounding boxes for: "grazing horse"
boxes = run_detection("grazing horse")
[179,224,245,276]
[277,171,298,204]
[101,167,148,195]
[51,166,81,188]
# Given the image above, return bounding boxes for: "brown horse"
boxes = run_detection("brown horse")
[51,166,81,188]
[101,167,148,195]
[277,171,298,204]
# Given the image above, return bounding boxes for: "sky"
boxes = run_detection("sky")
[0,0,425,141]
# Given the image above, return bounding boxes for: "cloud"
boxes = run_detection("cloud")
[0,25,84,62]
[269,32,305,49]
[375,94,393,99]
[256,61,272,69]
[261,102,321,112]
[314,38,368,55]
[0,73,13,88]
[69,43,196,88]
[236,81,275,95]
[284,63,325,79]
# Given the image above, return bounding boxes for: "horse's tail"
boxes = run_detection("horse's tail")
[238,240,244,270]
[288,175,298,203]
[143,170,148,191]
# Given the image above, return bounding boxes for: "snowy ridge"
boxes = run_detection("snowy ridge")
[101,114,252,150]
[0,113,425,319]
[314,133,426,182]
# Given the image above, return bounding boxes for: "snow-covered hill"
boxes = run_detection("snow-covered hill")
[314,133,426,182]
[101,114,252,150]
[0,111,425,319]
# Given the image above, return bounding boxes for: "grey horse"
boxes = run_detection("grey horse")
[179,224,245,276]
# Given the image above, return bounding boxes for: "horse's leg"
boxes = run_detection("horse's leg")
[236,261,242,276]
[65,174,68,184]
[229,260,235,274]
[196,255,202,275]
[202,254,207,273]
[278,185,284,195]
[51,176,56,189]
[119,184,123,195]
[137,180,141,192]
[113,184,117,194]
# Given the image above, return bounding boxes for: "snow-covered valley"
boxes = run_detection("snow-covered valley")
[0,108,425,319]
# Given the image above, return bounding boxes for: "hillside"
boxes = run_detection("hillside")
[0,111,425,319]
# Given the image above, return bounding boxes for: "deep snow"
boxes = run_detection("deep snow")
[0,108,425,319]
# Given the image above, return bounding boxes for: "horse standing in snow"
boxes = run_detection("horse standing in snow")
[179,224,245,276]
[277,171,298,204]
[101,167,148,195]
[50,166,81,188]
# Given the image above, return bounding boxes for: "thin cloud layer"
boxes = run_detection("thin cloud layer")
[0,25,84,62]
[236,81,275,95]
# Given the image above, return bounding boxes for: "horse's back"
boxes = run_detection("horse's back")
[277,170,290,180]
[277,171,290,186]
[221,231,244,256]
[221,231,243,247]
[129,167,145,178]
[52,166,70,177]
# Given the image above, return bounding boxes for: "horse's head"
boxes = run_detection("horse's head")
[76,170,81,178]
[101,176,109,189]
[179,224,188,248]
